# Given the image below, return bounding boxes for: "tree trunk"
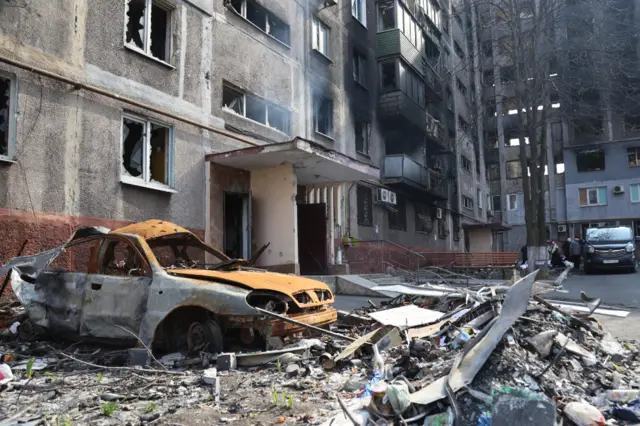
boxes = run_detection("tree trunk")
[527,245,549,271]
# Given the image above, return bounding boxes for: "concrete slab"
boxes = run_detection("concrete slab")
[305,275,337,293]
[336,275,400,297]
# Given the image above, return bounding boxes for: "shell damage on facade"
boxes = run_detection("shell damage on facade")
[0,220,337,353]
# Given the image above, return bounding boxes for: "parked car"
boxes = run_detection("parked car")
[0,220,337,353]
[583,226,638,274]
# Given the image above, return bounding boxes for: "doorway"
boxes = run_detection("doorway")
[223,191,251,259]
[297,203,328,275]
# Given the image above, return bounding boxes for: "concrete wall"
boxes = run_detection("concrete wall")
[207,164,250,249]
[250,163,298,271]
[467,228,493,252]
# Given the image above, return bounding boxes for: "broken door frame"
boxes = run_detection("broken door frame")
[223,190,252,259]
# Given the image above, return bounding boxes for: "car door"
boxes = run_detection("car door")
[80,236,152,340]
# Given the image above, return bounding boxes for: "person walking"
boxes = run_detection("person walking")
[570,234,583,270]
[562,238,571,260]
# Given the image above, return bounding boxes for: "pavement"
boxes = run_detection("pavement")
[334,268,640,341]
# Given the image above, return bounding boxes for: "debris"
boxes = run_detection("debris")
[285,363,300,377]
[526,330,558,357]
[217,353,237,371]
[611,399,640,422]
[580,291,602,316]
[555,333,597,365]
[367,305,444,328]
[423,408,453,426]
[599,332,624,356]
[0,363,13,384]
[202,367,217,384]
[564,401,606,426]
[128,348,149,366]
[491,395,556,426]
[386,380,411,414]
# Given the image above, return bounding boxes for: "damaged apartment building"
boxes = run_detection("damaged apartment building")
[478,0,640,251]
[0,0,494,278]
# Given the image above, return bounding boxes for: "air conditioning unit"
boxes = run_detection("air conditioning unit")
[613,185,625,194]
[558,224,567,233]
[436,208,443,219]
[375,188,390,204]
[388,191,397,205]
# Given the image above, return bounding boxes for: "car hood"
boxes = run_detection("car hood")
[166,269,333,304]
[587,242,631,250]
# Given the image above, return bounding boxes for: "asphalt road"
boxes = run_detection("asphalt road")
[335,269,640,311]
[546,269,640,309]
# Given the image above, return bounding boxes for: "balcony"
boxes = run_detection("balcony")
[381,155,448,199]
[377,29,443,99]
[426,113,453,152]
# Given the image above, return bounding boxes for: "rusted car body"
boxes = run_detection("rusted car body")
[0,220,337,352]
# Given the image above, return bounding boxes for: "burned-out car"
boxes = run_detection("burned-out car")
[0,220,337,353]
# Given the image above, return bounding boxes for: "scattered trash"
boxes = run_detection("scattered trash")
[564,401,606,426]
[0,363,13,384]
[423,407,453,426]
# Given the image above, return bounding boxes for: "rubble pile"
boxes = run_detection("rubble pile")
[1,269,639,425]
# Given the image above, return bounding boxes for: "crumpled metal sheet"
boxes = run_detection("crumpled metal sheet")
[410,270,539,405]
[0,226,110,280]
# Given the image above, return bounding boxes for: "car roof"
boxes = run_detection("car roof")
[111,220,194,240]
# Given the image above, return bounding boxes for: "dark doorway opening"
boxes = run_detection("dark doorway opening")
[224,192,251,259]
[297,203,328,275]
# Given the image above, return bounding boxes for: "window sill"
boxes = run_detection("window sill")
[356,150,370,158]
[315,131,335,141]
[223,108,290,136]
[121,175,177,194]
[312,49,333,64]
[579,204,607,208]
[358,222,373,227]
[0,156,16,164]
[124,44,176,69]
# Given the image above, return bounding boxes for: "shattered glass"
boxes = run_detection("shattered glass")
[122,118,145,178]
[125,0,146,50]
[150,2,169,61]
[149,123,169,185]
[0,77,10,156]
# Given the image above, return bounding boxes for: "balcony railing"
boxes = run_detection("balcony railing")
[382,155,447,198]
[426,112,452,151]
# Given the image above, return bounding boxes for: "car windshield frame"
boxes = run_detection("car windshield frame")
[146,233,228,269]
[585,227,633,243]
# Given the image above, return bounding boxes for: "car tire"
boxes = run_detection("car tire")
[187,319,224,354]
[584,266,592,275]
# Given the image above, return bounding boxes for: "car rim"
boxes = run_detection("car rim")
[187,321,207,352]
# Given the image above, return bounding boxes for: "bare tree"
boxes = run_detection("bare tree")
[448,0,640,270]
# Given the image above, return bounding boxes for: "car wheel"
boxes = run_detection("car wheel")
[584,266,592,275]
[187,319,224,354]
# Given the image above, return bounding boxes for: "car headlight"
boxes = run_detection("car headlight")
[626,243,635,253]
[588,246,595,254]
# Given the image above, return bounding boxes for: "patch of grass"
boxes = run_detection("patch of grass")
[276,359,281,373]
[271,387,278,405]
[44,372,57,381]
[54,415,71,426]
[97,373,103,383]
[25,358,35,379]
[100,402,120,417]
[286,393,294,409]
[144,402,157,413]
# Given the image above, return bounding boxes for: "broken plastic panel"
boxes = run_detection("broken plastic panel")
[0,76,10,157]
[122,117,145,178]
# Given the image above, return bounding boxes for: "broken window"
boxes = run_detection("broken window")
[355,119,370,154]
[352,0,367,27]
[491,195,501,211]
[48,239,98,273]
[378,0,395,30]
[100,239,146,277]
[506,160,522,178]
[462,195,474,210]
[576,149,605,172]
[125,0,172,62]
[357,185,372,226]
[121,115,173,188]
[579,187,607,206]
[415,204,433,234]
[0,74,14,159]
[222,83,290,133]
[388,196,406,231]
[353,50,367,87]
[551,122,563,142]
[461,156,472,173]
[314,95,333,137]
[381,61,397,91]
[507,194,518,210]
[312,18,329,57]
[229,0,290,45]
[628,147,640,167]
[488,163,500,180]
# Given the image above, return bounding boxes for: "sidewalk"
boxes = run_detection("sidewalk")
[593,311,640,340]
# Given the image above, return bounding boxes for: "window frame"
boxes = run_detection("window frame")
[631,183,640,203]
[352,0,367,27]
[355,118,370,155]
[353,50,368,88]
[576,149,606,172]
[0,71,18,162]
[507,194,518,211]
[477,188,483,210]
[579,187,607,207]
[491,195,501,211]
[462,195,474,210]
[506,160,522,179]
[628,147,640,167]
[314,95,334,138]
[461,156,472,173]
[222,83,291,134]
[388,195,407,231]
[356,185,373,226]
[98,236,152,277]
[120,113,175,192]
[124,0,174,66]
[228,0,291,47]
[312,17,330,58]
